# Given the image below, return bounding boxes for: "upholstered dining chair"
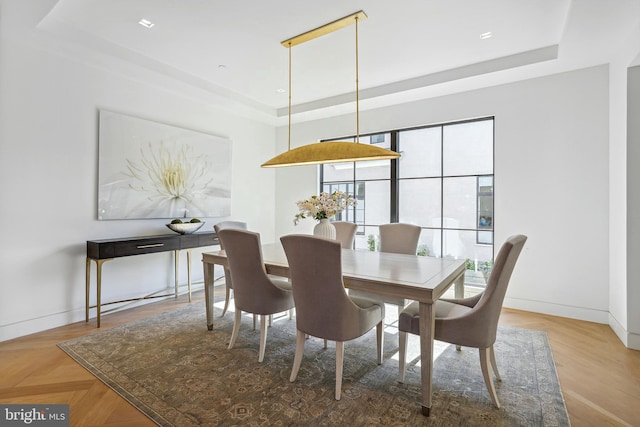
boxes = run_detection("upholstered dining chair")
[213,221,248,317]
[280,234,385,400]
[398,234,527,408]
[379,222,421,255]
[350,222,422,317]
[332,221,357,249]
[217,229,295,363]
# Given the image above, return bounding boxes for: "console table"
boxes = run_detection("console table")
[86,232,219,327]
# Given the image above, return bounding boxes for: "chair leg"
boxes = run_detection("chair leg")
[289,308,293,319]
[324,339,328,348]
[398,331,407,383]
[489,345,501,381]
[290,330,306,382]
[258,314,268,362]
[479,347,501,408]
[335,341,344,400]
[376,321,384,364]
[253,314,256,330]
[221,285,231,317]
[268,314,273,327]
[228,310,241,350]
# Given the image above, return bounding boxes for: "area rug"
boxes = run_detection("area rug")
[58,302,570,426]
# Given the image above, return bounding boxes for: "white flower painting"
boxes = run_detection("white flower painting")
[98,110,232,220]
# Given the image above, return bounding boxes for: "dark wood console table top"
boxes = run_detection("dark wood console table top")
[86,231,219,327]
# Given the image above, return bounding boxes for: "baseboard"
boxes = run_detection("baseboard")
[503,297,610,324]
[1,295,180,343]
[629,332,640,350]
[0,282,213,343]
[0,307,86,343]
[608,313,640,350]
[503,297,640,349]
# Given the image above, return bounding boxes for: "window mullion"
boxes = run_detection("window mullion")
[390,131,399,223]
[440,126,444,259]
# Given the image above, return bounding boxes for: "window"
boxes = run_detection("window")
[320,118,494,287]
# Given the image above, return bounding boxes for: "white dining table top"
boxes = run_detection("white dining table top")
[202,243,465,304]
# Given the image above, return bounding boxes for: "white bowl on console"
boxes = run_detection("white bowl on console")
[166,222,205,234]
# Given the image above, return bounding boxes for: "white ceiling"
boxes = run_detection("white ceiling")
[34,0,640,119]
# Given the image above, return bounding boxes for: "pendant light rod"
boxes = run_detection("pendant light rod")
[287,41,292,151]
[281,11,367,47]
[355,15,360,143]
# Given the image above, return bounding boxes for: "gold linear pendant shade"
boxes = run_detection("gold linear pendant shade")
[261,10,401,168]
[261,141,400,168]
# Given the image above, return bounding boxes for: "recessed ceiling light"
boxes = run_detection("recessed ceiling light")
[276,88,286,93]
[480,31,493,40]
[138,19,154,29]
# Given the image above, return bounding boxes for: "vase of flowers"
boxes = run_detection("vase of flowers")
[294,191,356,239]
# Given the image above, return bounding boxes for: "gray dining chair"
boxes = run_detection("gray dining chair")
[350,223,422,317]
[280,234,385,400]
[398,234,527,408]
[217,229,295,363]
[333,221,357,249]
[378,222,422,254]
[214,221,248,317]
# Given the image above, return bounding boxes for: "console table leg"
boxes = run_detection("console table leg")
[85,258,91,322]
[174,250,179,298]
[186,249,193,302]
[87,258,110,327]
[95,259,108,328]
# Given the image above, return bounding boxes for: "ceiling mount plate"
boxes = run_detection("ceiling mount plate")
[281,10,367,48]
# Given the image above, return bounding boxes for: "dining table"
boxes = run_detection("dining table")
[201,243,466,416]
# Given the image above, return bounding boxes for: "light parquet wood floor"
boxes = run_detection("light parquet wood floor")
[1,287,639,426]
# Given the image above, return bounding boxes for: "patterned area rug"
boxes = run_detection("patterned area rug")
[58,302,569,426]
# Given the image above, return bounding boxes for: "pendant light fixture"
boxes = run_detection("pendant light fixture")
[261,10,400,168]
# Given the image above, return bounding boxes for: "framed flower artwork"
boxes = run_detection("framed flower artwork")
[97,110,232,220]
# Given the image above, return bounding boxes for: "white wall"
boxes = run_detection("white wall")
[609,55,630,345]
[0,3,277,341]
[608,25,640,347]
[627,65,640,348]
[276,65,611,324]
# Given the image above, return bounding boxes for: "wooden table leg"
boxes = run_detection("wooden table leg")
[454,270,465,299]
[419,301,435,416]
[203,260,215,330]
[454,271,464,351]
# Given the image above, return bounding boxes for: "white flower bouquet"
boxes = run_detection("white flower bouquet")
[294,191,356,225]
